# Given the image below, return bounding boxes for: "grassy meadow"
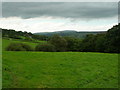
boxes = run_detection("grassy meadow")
[2,39,118,88]
[2,38,46,51]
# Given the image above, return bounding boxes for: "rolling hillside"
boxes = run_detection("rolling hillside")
[2,38,47,51]
[34,30,106,38]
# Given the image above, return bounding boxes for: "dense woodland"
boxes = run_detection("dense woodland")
[1,24,120,53]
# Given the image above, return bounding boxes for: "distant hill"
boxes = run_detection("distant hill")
[34,30,106,38]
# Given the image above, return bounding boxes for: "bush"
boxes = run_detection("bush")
[35,43,56,52]
[6,43,33,51]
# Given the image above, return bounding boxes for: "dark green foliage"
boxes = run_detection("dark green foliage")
[8,35,22,39]
[79,34,106,52]
[6,43,33,51]
[104,24,120,53]
[32,34,49,41]
[94,34,106,52]
[49,34,68,52]
[80,34,96,52]
[78,24,120,53]
[35,43,56,52]
[64,36,82,51]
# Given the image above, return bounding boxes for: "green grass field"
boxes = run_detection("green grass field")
[2,38,46,51]
[2,39,118,88]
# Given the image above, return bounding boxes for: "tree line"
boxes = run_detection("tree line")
[3,24,120,53]
[46,24,119,53]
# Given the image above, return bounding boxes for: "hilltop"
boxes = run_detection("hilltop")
[34,30,106,38]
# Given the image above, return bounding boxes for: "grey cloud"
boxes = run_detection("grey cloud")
[2,2,118,19]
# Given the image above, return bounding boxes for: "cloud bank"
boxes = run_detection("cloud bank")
[1,2,118,33]
[2,2,118,19]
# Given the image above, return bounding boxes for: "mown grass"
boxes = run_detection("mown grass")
[2,51,118,88]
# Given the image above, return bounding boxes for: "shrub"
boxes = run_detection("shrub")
[35,43,56,52]
[6,43,33,51]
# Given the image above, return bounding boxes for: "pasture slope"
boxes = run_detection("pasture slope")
[2,38,45,51]
[2,39,118,88]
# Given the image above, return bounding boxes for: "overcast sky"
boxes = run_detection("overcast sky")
[0,2,118,33]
